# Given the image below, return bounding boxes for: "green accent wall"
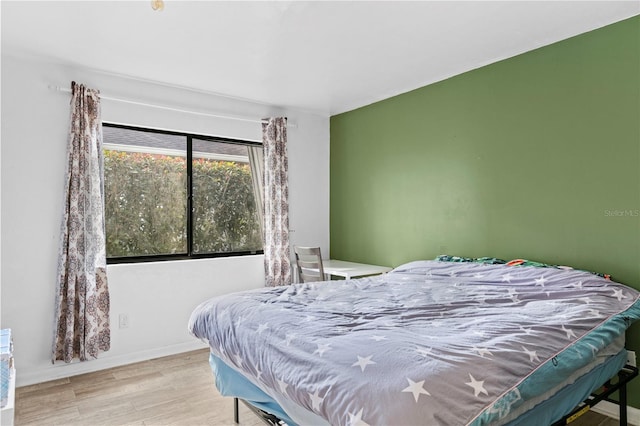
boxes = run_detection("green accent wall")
[330,16,640,407]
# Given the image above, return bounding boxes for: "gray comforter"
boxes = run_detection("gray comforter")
[189,260,640,425]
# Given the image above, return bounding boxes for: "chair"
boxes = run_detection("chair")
[294,246,325,283]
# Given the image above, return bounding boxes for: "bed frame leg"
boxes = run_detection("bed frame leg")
[234,397,239,424]
[619,373,628,426]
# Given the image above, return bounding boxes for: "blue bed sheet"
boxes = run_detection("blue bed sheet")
[209,352,300,426]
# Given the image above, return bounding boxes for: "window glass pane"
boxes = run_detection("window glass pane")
[103,126,187,257]
[192,139,262,254]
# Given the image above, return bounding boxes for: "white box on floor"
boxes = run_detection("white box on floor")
[1,329,13,409]
[0,367,15,426]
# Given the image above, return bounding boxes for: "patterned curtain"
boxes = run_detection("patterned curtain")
[262,117,291,287]
[52,82,110,363]
[248,145,264,240]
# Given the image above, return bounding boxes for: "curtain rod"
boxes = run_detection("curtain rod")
[48,85,296,128]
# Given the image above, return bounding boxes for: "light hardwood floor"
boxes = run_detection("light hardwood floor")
[15,349,618,426]
[15,349,262,426]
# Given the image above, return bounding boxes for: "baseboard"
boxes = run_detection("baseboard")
[592,400,640,425]
[16,340,208,387]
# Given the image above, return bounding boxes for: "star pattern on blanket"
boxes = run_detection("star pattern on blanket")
[313,343,332,357]
[612,288,626,301]
[348,408,370,426]
[501,273,512,283]
[465,373,488,397]
[522,346,540,363]
[369,335,387,342]
[308,389,325,411]
[519,326,534,335]
[256,323,269,334]
[534,276,547,287]
[587,309,601,317]
[562,324,577,339]
[277,378,289,394]
[402,378,431,402]
[586,343,599,358]
[474,347,493,358]
[352,355,376,372]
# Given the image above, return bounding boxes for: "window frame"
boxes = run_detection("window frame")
[102,122,264,264]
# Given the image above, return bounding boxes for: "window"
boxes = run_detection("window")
[103,123,263,263]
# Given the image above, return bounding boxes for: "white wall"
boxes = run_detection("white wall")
[0,54,330,386]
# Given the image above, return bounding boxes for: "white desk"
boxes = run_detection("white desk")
[322,260,392,280]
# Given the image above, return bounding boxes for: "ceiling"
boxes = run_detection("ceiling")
[2,1,638,116]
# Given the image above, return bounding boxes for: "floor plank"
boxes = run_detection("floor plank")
[15,349,617,425]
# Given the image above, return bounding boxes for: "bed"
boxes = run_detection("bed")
[189,258,640,425]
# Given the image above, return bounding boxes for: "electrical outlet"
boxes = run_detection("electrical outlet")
[627,350,636,367]
[119,314,129,329]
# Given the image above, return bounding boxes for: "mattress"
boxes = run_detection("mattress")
[189,259,640,425]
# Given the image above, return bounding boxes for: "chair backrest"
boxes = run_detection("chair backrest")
[294,246,325,283]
